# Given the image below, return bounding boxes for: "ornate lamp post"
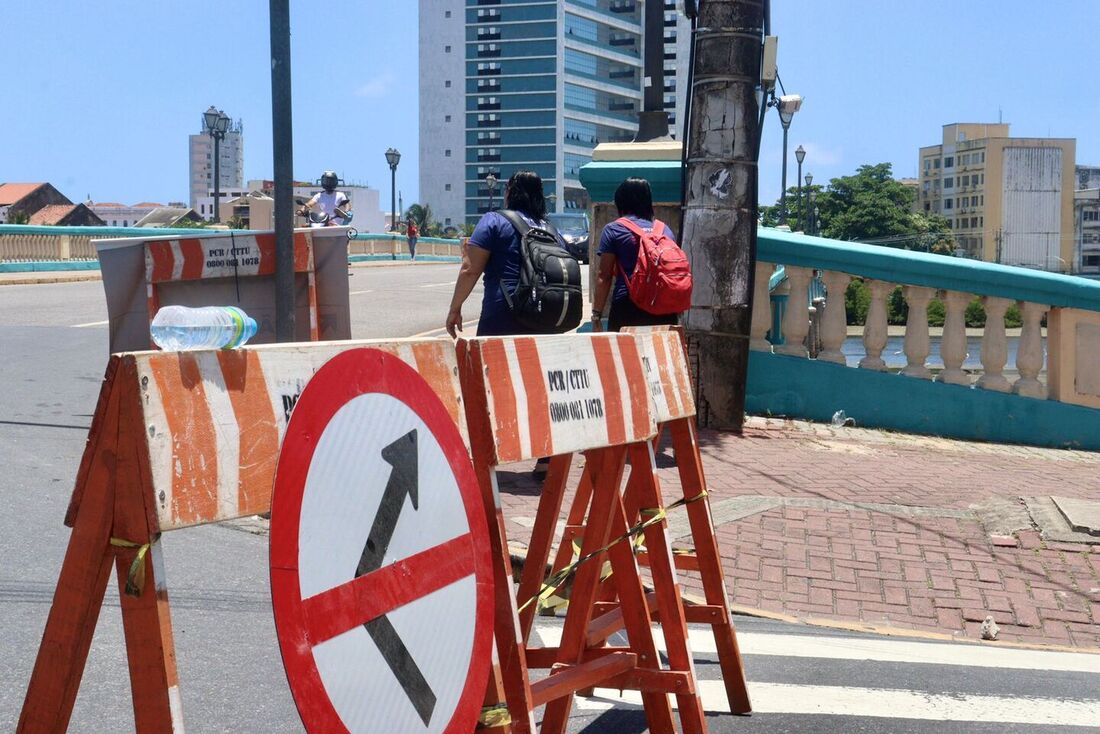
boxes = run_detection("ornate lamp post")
[203,107,231,223]
[804,172,814,234]
[795,145,806,231]
[485,172,497,212]
[774,94,803,224]
[384,148,401,231]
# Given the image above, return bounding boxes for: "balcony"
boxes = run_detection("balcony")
[477,101,501,111]
[610,1,637,12]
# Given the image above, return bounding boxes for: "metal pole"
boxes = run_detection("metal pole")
[270,0,295,342]
[681,0,764,431]
[796,158,803,231]
[488,188,493,212]
[635,0,669,142]
[390,166,397,231]
[212,133,221,223]
[780,124,789,224]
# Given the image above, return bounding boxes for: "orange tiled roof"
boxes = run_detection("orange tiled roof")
[131,201,163,208]
[27,204,77,225]
[0,182,45,206]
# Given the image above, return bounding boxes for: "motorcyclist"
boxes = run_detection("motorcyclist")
[297,170,352,227]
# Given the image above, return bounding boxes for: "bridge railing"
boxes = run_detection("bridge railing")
[753,228,1100,419]
[347,232,464,258]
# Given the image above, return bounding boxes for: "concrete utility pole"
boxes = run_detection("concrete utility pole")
[681,0,765,431]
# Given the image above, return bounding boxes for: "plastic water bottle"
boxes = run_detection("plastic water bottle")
[150,306,258,351]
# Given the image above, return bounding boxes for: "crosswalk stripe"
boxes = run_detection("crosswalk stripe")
[535,623,1100,675]
[577,682,1099,727]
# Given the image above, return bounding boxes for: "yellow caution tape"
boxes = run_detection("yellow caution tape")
[477,704,512,728]
[517,490,708,614]
[110,536,157,597]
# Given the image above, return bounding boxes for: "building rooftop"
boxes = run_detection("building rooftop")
[27,204,77,225]
[0,183,45,206]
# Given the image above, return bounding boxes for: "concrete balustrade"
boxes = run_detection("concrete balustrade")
[750,227,1100,449]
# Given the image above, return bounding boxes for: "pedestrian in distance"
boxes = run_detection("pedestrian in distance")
[446,169,577,479]
[590,177,693,332]
[406,216,419,260]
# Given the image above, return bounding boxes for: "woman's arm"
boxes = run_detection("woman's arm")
[590,252,618,332]
[446,245,491,337]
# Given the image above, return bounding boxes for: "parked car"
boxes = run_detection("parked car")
[548,212,590,263]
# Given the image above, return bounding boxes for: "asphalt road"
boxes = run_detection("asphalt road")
[1,271,1097,733]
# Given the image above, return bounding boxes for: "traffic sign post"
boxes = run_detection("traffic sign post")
[270,348,494,734]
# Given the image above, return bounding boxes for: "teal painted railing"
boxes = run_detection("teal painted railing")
[750,227,1100,450]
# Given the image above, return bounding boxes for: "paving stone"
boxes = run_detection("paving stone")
[1051,496,1100,536]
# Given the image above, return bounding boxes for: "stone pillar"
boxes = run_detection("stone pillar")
[901,286,935,379]
[859,280,892,371]
[1013,301,1049,398]
[977,296,1013,392]
[750,261,774,351]
[817,270,851,364]
[937,290,972,385]
[775,266,812,358]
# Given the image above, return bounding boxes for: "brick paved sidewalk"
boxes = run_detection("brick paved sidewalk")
[498,418,1100,650]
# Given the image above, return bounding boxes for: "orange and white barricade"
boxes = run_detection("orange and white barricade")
[458,333,718,734]
[18,338,467,733]
[144,230,321,345]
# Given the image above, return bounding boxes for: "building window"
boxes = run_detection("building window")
[934,159,941,169]
[445,114,451,122]
[944,199,953,209]
[944,177,953,189]
[445,217,452,225]
[445,149,451,157]
[444,80,451,88]
[1084,210,1100,222]
[445,184,452,191]
[445,10,450,18]
[944,156,954,168]
[445,45,451,53]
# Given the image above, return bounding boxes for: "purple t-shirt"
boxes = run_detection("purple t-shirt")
[597,216,667,304]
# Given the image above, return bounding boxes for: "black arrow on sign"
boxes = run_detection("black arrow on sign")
[355,429,437,726]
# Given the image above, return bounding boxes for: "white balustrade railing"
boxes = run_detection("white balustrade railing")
[754,264,1058,402]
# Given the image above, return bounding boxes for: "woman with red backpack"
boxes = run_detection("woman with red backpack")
[591,177,693,332]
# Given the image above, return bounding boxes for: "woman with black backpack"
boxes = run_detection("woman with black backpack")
[590,177,692,332]
[446,169,581,479]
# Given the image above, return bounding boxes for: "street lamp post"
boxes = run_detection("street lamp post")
[795,145,806,231]
[385,148,401,232]
[774,95,803,224]
[809,187,819,236]
[203,107,231,223]
[804,172,813,234]
[485,172,497,212]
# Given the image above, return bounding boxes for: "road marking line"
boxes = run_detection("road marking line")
[349,290,374,295]
[410,319,478,339]
[578,682,1099,727]
[418,282,454,288]
[71,320,109,328]
[535,624,1100,674]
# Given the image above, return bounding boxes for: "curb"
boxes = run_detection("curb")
[0,260,100,273]
[0,273,103,286]
[348,254,460,265]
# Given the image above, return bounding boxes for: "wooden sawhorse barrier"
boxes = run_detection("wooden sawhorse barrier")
[459,333,731,733]
[18,338,469,732]
[522,328,751,716]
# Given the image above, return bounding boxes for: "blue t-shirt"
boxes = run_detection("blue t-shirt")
[598,216,666,304]
[469,210,560,336]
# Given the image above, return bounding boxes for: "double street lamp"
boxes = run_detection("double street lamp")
[203,106,231,223]
[485,172,498,212]
[385,147,401,232]
[774,94,803,224]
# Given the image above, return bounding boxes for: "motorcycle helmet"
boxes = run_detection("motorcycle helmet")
[320,170,339,193]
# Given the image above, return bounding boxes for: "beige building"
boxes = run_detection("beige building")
[918,123,1075,272]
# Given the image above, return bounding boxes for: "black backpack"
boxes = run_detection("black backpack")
[497,209,583,333]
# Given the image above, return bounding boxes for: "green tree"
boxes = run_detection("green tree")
[5,210,30,225]
[818,163,916,242]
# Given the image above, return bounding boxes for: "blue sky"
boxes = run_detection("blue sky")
[1,1,1097,210]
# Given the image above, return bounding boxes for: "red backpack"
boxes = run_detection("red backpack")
[616,217,693,315]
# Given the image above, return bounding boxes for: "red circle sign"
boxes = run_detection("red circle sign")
[270,348,493,733]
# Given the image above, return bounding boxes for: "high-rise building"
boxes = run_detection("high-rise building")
[419,0,690,228]
[917,123,1075,272]
[188,113,244,212]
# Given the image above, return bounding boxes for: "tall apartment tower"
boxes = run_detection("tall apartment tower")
[917,123,1075,272]
[419,0,691,228]
[188,113,244,211]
